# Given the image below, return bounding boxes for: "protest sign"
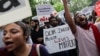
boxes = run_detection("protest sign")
[0,0,32,26]
[37,15,50,22]
[44,24,76,54]
[36,4,54,15]
[36,4,57,27]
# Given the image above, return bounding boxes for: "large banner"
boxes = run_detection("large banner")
[0,0,32,26]
[44,24,76,54]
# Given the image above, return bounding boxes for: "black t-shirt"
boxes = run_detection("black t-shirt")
[31,27,43,44]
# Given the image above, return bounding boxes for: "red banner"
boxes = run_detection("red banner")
[95,1,100,16]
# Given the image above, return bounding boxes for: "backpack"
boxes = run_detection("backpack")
[32,44,41,56]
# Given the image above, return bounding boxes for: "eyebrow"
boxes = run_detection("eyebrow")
[5,28,19,31]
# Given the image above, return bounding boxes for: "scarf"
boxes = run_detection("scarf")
[83,23,100,56]
[91,24,100,56]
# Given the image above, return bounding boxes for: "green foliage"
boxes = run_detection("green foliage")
[53,2,64,12]
[69,0,92,13]
[29,0,94,16]
[29,0,37,16]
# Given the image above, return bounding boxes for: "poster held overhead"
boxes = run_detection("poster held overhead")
[35,4,58,27]
[0,0,32,26]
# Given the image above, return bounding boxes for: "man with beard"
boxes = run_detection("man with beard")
[62,0,100,56]
[30,19,44,45]
[49,16,59,27]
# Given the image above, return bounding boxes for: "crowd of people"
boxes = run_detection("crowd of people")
[0,0,100,56]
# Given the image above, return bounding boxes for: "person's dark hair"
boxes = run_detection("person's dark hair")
[15,21,30,40]
[22,20,29,24]
[30,19,39,25]
[74,13,87,25]
[44,22,49,25]
[92,10,97,16]
[49,16,57,23]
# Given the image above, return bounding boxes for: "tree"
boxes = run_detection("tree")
[53,2,64,12]
[89,0,98,6]
[29,0,37,16]
[69,0,92,13]
[29,0,62,16]
[29,0,94,16]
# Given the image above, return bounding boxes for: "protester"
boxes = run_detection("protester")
[56,16,65,25]
[30,19,44,45]
[0,21,50,56]
[22,18,33,44]
[47,16,77,56]
[49,16,59,27]
[50,14,65,25]
[62,0,100,56]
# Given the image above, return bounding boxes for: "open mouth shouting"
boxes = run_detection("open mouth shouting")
[4,41,14,51]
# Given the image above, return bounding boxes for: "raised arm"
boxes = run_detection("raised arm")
[62,0,77,34]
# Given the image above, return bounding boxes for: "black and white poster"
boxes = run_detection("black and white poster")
[0,0,32,26]
[44,25,76,54]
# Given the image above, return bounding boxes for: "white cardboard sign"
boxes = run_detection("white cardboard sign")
[0,0,32,26]
[44,25,76,54]
[36,4,54,15]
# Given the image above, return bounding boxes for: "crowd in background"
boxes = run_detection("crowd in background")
[0,0,100,56]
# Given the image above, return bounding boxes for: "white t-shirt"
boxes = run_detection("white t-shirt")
[75,26,99,56]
